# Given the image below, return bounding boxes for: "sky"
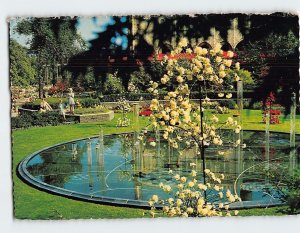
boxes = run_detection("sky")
[9,16,128,48]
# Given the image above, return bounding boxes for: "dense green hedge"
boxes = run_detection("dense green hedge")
[22,91,258,110]
[11,111,77,129]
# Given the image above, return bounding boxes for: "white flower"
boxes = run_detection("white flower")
[163,185,172,192]
[180,176,187,183]
[186,48,192,54]
[178,183,184,189]
[218,151,225,155]
[218,93,224,97]
[226,93,232,99]
[190,162,196,167]
[182,212,188,218]
[191,170,197,177]
[151,195,159,203]
[235,128,241,134]
[168,198,174,204]
[224,59,232,67]
[204,169,210,174]
[215,56,222,63]
[214,185,220,191]
[213,137,220,145]
[198,184,207,191]
[163,206,170,213]
[176,76,184,83]
[219,71,226,78]
[174,174,180,180]
[148,200,154,206]
[227,51,234,58]
[176,199,183,207]
[186,207,194,214]
[149,141,156,147]
[228,194,236,203]
[188,181,195,188]
[179,38,188,47]
[161,77,167,84]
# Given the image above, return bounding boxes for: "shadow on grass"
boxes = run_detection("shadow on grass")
[275,206,300,215]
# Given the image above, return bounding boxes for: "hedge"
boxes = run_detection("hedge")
[22,91,258,110]
[11,111,77,129]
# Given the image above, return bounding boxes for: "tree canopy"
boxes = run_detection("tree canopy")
[9,39,36,87]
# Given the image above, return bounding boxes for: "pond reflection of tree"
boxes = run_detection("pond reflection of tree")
[118,134,134,162]
[26,144,85,188]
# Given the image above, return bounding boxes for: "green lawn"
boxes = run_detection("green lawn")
[12,110,300,219]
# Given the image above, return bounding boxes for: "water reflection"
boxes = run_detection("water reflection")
[25,131,300,203]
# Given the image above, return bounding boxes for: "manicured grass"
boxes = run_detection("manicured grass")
[12,110,299,219]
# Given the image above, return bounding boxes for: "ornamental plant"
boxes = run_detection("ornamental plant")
[148,38,245,153]
[116,97,131,127]
[146,39,246,216]
[148,165,241,217]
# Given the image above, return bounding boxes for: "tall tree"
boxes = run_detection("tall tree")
[9,39,36,87]
[15,17,85,97]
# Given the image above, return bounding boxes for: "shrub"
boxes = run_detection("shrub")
[264,166,300,214]
[74,106,109,115]
[11,111,64,129]
[103,73,125,94]
[218,99,237,109]
[79,98,101,108]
